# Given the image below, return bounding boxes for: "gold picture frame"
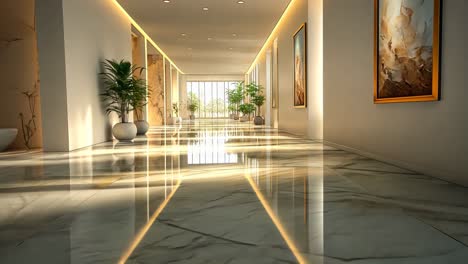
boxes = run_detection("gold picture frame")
[293,23,307,108]
[374,0,441,104]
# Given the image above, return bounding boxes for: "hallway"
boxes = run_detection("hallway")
[1,120,467,263]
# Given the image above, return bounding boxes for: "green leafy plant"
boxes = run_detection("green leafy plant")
[244,82,265,117]
[172,103,179,117]
[245,82,261,98]
[239,103,255,117]
[227,82,244,115]
[227,104,237,114]
[132,82,151,121]
[100,59,147,123]
[252,94,265,116]
[187,92,199,114]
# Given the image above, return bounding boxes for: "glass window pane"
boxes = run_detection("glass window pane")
[185,80,240,119]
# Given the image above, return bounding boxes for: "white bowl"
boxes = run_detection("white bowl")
[0,128,18,152]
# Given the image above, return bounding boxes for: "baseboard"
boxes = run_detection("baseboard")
[323,140,467,188]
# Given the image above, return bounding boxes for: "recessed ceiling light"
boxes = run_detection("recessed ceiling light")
[163,0,171,3]
[232,34,237,37]
[207,37,212,40]
[229,47,233,50]
[237,1,245,4]
[181,33,187,37]
[202,7,209,11]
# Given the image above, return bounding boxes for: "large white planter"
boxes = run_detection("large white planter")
[135,120,149,135]
[112,122,137,141]
[0,128,18,152]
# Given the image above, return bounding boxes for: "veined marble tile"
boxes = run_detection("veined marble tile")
[0,119,466,263]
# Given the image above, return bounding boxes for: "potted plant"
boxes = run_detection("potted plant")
[227,82,244,120]
[251,90,265,125]
[101,59,146,141]
[132,80,151,135]
[245,83,265,125]
[252,95,265,125]
[227,104,237,119]
[187,92,199,120]
[172,103,182,124]
[239,103,255,122]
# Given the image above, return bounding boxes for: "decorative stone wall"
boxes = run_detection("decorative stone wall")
[147,54,165,126]
[0,0,43,150]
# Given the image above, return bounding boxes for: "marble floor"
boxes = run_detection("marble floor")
[0,119,467,264]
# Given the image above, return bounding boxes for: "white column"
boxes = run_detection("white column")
[36,0,132,151]
[307,0,324,140]
[36,0,70,151]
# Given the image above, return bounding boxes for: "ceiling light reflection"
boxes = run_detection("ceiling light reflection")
[118,179,181,264]
[245,173,307,264]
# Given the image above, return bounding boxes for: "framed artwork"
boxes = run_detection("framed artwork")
[293,23,307,108]
[374,0,441,103]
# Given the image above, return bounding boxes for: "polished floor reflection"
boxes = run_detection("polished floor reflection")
[0,119,467,263]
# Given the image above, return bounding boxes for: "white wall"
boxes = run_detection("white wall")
[37,0,132,151]
[36,0,70,151]
[276,0,309,136]
[307,0,323,139]
[63,0,132,151]
[250,0,324,138]
[179,74,188,119]
[323,0,468,186]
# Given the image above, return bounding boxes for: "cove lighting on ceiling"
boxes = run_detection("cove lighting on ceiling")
[110,0,184,74]
[246,0,297,74]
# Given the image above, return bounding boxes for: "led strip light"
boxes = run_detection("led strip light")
[111,0,185,74]
[246,0,298,74]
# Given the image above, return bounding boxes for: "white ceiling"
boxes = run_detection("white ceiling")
[117,0,291,75]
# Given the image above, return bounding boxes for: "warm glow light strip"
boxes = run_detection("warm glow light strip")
[244,174,307,264]
[118,179,182,264]
[246,0,298,74]
[111,0,185,74]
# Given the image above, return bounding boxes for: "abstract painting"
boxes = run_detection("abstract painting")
[374,0,441,103]
[293,23,307,108]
